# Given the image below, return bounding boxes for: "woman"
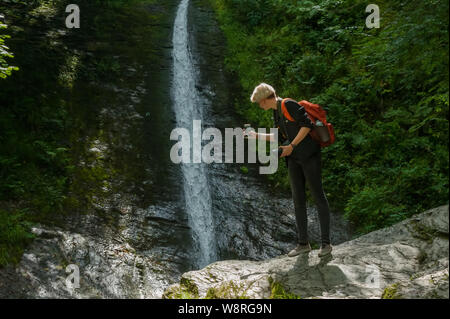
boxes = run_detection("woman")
[248,83,332,257]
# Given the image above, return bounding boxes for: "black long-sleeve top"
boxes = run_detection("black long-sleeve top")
[273,98,320,163]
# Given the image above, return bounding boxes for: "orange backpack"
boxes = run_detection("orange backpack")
[281,98,336,148]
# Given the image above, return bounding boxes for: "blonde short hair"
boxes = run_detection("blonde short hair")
[250,83,276,103]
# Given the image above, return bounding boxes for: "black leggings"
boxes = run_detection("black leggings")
[287,151,331,245]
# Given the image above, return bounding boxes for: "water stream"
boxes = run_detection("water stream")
[171,0,217,268]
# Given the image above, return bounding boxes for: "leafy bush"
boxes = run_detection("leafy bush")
[209,0,449,234]
[0,17,19,78]
[0,209,35,267]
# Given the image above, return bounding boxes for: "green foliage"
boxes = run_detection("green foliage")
[0,0,93,265]
[209,0,449,234]
[0,96,71,218]
[240,165,249,174]
[0,208,35,267]
[205,280,250,299]
[0,0,167,266]
[164,278,200,299]
[381,283,401,299]
[0,17,19,78]
[268,276,301,299]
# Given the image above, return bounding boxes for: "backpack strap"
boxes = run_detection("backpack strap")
[276,99,289,140]
[281,98,295,122]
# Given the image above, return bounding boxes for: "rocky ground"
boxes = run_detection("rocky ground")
[164,205,449,299]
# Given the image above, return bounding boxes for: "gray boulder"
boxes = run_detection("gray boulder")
[163,205,449,299]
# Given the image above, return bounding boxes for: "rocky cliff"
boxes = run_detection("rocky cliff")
[163,205,449,299]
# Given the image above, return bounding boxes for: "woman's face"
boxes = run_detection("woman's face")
[258,98,271,111]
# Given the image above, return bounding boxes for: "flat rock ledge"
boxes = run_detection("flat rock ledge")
[163,205,449,299]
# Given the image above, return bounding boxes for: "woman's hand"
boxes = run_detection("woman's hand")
[244,130,257,139]
[279,144,294,158]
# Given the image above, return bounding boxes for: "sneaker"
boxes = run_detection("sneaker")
[318,244,333,257]
[287,243,311,257]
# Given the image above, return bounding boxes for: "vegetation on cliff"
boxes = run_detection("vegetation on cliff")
[207,0,449,234]
[0,0,166,266]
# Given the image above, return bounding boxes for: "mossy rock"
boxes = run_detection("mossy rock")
[381,283,402,299]
[163,283,199,299]
[268,276,301,299]
[163,277,200,299]
[410,221,437,243]
[180,277,199,297]
[205,280,250,299]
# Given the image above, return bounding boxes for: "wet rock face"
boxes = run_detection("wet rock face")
[164,205,449,299]
[0,211,192,299]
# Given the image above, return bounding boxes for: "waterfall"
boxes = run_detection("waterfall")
[171,0,217,268]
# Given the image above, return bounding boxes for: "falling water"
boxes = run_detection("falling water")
[171,0,217,268]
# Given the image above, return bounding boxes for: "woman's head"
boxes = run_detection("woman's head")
[250,83,277,110]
